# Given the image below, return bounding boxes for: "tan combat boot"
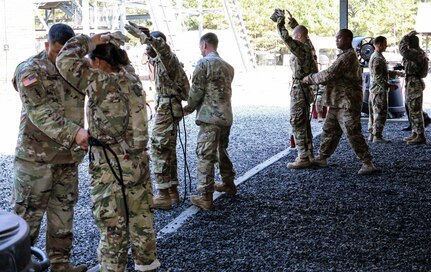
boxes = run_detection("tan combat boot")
[169,185,180,204]
[287,157,312,169]
[51,263,87,272]
[191,193,214,211]
[403,132,417,142]
[373,136,391,144]
[357,161,378,175]
[214,181,237,196]
[407,133,426,145]
[152,189,172,210]
[312,156,328,168]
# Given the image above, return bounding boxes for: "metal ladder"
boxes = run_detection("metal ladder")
[221,0,256,71]
[59,1,82,20]
[146,0,182,54]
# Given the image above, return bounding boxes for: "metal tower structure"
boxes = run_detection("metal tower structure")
[32,0,256,71]
[146,0,256,71]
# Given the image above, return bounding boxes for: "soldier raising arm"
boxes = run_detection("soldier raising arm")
[271,9,318,169]
[56,33,160,271]
[126,22,190,210]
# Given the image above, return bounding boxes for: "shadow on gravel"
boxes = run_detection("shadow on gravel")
[156,121,431,271]
[2,116,431,271]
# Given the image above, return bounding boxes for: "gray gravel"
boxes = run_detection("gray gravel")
[155,120,431,272]
[1,105,431,271]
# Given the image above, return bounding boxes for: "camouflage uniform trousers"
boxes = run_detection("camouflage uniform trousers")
[405,77,425,134]
[89,150,159,271]
[12,157,79,265]
[319,107,373,163]
[315,93,325,114]
[368,91,388,137]
[196,123,236,194]
[151,113,182,190]
[290,81,314,160]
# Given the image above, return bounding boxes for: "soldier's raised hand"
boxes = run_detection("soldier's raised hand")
[408,30,418,36]
[270,9,285,24]
[285,10,298,29]
[100,31,130,47]
[125,21,151,44]
[91,33,110,46]
[286,10,293,20]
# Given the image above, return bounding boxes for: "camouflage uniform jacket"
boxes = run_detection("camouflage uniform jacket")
[57,34,149,154]
[286,17,319,74]
[12,50,85,164]
[277,21,317,79]
[187,52,234,126]
[308,48,363,111]
[369,51,390,94]
[148,37,190,117]
[399,34,427,99]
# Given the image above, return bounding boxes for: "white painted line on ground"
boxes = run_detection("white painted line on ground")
[157,128,328,238]
[157,124,328,238]
[156,147,294,238]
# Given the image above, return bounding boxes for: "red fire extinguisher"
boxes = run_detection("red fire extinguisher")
[290,135,296,148]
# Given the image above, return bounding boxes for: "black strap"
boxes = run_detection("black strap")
[55,66,85,96]
[89,136,129,225]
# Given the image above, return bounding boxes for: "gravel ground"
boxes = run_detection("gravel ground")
[0,104,306,270]
[1,66,431,270]
[155,121,431,272]
[2,106,431,271]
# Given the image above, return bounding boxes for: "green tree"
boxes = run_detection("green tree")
[179,0,422,51]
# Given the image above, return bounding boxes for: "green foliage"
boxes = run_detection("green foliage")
[181,0,228,30]
[229,0,420,52]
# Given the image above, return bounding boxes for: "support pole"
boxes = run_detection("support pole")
[119,0,126,33]
[82,0,89,34]
[340,0,348,29]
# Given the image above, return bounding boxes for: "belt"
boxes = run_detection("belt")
[157,95,180,104]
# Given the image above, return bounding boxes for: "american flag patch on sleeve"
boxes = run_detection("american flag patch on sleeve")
[22,74,38,87]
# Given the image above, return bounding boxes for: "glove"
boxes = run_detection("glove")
[100,31,130,47]
[125,21,152,44]
[270,9,285,24]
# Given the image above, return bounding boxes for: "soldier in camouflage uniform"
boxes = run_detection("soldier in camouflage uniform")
[303,29,377,175]
[399,31,428,145]
[126,22,190,210]
[315,84,327,122]
[11,24,88,272]
[183,32,236,211]
[56,32,160,271]
[367,36,398,144]
[271,9,318,169]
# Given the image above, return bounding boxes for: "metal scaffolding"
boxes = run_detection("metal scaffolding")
[33,0,256,70]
